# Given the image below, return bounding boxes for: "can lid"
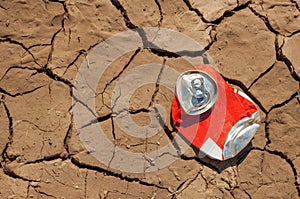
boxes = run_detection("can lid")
[176,70,218,115]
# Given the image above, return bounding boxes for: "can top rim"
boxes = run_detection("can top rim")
[176,70,218,115]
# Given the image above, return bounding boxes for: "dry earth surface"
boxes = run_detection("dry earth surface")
[0,0,300,198]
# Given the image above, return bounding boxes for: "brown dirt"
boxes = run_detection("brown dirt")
[0,0,300,198]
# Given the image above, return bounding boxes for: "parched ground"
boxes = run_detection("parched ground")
[0,0,300,198]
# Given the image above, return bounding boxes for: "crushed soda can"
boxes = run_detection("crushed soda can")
[172,65,260,160]
[176,70,218,115]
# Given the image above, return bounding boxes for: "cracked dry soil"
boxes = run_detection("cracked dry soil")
[0,0,300,198]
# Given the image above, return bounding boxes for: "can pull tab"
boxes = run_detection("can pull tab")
[191,77,210,107]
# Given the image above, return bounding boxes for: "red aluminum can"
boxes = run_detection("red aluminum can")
[172,65,260,160]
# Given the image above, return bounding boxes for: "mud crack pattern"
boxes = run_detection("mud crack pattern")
[0,0,299,198]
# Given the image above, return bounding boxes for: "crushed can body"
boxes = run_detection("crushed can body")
[172,65,260,160]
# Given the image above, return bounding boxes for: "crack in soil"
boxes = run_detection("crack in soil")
[148,59,166,107]
[84,170,88,198]
[48,0,69,30]
[182,0,209,23]
[4,0,73,90]
[0,95,14,162]
[25,182,30,199]
[63,118,73,155]
[51,43,101,78]
[23,154,63,165]
[34,189,56,198]
[171,170,201,198]
[80,107,153,129]
[291,0,300,12]
[288,29,300,38]
[44,28,63,69]
[153,0,163,26]
[110,0,137,29]
[36,67,74,87]
[264,119,271,146]
[80,113,112,129]
[268,91,300,112]
[70,157,170,191]
[0,37,41,67]
[110,116,116,141]
[72,95,97,119]
[28,43,52,50]
[247,6,280,35]
[247,62,276,90]
[0,4,6,10]
[0,85,46,98]
[261,87,300,163]
[275,35,300,82]
[252,147,300,196]
[0,65,38,82]
[110,0,211,59]
[97,48,141,97]
[183,0,250,24]
[61,49,86,75]
[44,167,79,190]
[204,25,218,52]
[2,163,40,183]
[153,106,182,156]
[16,119,58,133]
[248,3,300,38]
